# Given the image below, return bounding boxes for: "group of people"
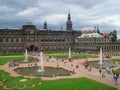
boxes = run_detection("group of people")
[9,61,19,68]
[99,68,119,85]
[28,62,37,67]
[99,69,105,78]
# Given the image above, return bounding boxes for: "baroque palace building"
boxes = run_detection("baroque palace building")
[0,13,120,53]
[75,28,120,54]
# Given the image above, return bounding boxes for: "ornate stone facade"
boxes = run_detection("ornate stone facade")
[75,29,120,53]
[0,13,120,53]
[0,13,80,53]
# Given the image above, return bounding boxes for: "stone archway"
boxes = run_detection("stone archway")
[30,45,34,51]
[30,45,37,52]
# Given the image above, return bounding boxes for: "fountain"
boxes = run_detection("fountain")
[85,47,116,69]
[14,51,73,77]
[69,47,72,59]
[38,51,44,72]
[24,49,28,62]
[68,47,72,62]
[99,47,103,69]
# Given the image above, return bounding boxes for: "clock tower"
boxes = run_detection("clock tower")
[66,11,73,31]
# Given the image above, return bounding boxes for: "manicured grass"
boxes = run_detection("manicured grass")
[0,70,41,90]
[21,78,117,90]
[112,59,120,63]
[0,70,116,90]
[45,52,98,58]
[0,53,23,56]
[114,68,120,74]
[22,78,116,90]
[0,56,33,65]
[44,51,68,54]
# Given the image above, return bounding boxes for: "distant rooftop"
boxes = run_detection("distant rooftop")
[81,30,97,34]
[24,22,33,25]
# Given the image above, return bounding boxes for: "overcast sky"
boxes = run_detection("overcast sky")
[0,0,120,38]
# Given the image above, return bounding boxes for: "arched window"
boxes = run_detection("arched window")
[8,37,11,42]
[3,38,6,42]
[18,38,21,42]
[13,38,16,42]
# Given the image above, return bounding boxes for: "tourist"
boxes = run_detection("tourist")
[73,69,75,73]
[31,63,33,67]
[106,67,110,74]
[88,66,92,72]
[99,69,102,75]
[101,72,105,78]
[113,73,118,85]
[9,63,12,68]
[34,63,37,66]
[84,64,88,69]
[76,65,79,69]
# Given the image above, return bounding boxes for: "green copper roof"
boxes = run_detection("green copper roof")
[78,32,104,38]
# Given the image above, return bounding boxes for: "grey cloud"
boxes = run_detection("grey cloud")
[0,0,120,38]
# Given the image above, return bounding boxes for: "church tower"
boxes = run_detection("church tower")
[43,21,48,30]
[66,11,73,31]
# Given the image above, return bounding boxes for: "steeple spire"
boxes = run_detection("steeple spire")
[66,10,73,31]
[43,21,47,30]
[68,9,71,21]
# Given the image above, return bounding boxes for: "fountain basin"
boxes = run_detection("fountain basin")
[86,60,116,69]
[14,66,73,77]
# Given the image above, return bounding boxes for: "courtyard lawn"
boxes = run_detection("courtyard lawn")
[0,53,23,56]
[0,70,41,90]
[0,70,116,90]
[44,51,68,54]
[0,56,33,65]
[112,59,120,63]
[45,52,98,58]
[114,68,120,74]
[33,78,116,90]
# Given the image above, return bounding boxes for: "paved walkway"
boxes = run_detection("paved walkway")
[0,56,120,90]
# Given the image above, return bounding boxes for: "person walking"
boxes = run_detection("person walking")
[113,73,118,85]
[99,69,102,75]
